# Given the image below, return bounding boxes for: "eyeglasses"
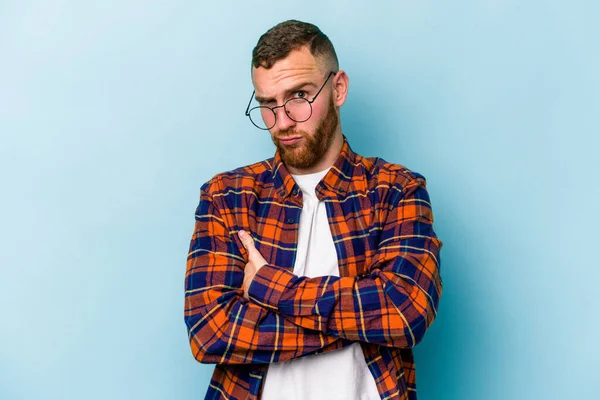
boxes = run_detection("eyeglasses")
[245,71,336,130]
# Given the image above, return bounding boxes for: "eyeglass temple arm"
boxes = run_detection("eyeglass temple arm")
[245,90,255,116]
[308,71,336,104]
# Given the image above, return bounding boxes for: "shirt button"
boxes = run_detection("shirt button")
[287,217,294,224]
[292,189,298,195]
[279,190,285,196]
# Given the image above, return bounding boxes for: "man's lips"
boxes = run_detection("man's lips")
[278,136,303,145]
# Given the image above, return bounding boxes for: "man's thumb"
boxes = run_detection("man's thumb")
[238,230,256,252]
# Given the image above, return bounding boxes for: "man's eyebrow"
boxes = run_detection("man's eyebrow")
[254,82,318,104]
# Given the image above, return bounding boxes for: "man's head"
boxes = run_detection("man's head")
[250,20,348,174]
[252,19,339,72]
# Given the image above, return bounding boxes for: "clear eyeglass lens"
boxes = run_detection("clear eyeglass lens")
[285,98,311,122]
[249,107,273,130]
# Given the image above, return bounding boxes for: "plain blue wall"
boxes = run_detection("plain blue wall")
[1,1,598,399]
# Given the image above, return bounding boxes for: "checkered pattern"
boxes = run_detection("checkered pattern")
[184,136,443,400]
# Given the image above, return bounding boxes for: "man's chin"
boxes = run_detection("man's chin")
[280,148,314,170]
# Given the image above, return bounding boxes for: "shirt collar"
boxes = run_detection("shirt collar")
[271,135,363,200]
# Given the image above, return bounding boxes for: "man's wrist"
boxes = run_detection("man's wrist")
[247,264,295,310]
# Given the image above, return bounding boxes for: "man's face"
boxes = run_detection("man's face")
[251,47,339,171]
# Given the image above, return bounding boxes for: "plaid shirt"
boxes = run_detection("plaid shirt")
[185,136,443,400]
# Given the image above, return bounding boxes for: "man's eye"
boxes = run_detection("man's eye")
[294,91,307,99]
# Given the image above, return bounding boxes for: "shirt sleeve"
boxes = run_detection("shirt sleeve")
[184,180,350,365]
[247,176,443,349]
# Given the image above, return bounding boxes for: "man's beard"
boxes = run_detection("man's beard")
[271,97,339,171]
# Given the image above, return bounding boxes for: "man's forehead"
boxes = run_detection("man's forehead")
[252,48,326,95]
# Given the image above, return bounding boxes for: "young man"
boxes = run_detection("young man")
[184,20,443,400]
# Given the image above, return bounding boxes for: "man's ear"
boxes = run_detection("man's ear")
[332,70,349,107]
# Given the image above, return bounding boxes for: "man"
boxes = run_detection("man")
[184,20,442,400]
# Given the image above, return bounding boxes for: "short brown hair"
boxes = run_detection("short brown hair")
[252,20,339,71]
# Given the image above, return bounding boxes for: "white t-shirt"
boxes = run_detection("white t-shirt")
[260,168,381,400]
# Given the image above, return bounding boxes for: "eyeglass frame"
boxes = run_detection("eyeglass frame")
[244,71,337,130]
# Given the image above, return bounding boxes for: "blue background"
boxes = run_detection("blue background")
[1,1,598,399]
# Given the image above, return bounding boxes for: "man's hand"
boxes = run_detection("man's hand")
[238,230,267,299]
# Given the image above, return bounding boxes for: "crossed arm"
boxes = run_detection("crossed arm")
[184,182,350,365]
[184,177,442,364]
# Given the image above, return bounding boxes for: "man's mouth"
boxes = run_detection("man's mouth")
[278,136,303,146]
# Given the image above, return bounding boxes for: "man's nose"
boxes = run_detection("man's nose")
[273,106,296,131]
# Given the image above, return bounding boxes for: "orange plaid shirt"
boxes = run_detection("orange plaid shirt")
[184,136,443,399]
